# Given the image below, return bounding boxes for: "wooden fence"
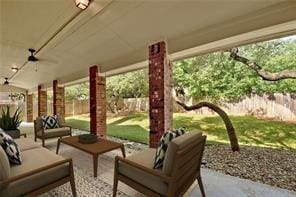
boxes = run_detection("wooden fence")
[116,94,296,122]
[223,94,296,121]
[27,93,296,122]
[65,100,89,117]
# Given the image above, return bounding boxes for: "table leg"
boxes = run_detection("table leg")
[56,138,61,154]
[93,154,98,177]
[121,146,126,158]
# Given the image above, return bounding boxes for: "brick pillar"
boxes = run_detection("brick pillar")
[149,41,173,148]
[89,66,107,137]
[38,85,47,117]
[53,80,65,123]
[26,91,33,122]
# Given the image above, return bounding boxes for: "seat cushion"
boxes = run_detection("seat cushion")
[0,147,69,196]
[37,127,71,138]
[118,148,168,195]
[14,138,41,151]
[0,146,10,181]
[163,130,202,176]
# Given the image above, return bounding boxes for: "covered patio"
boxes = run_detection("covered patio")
[1,0,296,196]
[13,124,295,197]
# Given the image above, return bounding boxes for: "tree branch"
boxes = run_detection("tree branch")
[228,48,296,81]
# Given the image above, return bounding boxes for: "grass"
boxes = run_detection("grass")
[65,113,296,150]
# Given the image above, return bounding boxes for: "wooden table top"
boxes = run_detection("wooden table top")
[59,136,124,155]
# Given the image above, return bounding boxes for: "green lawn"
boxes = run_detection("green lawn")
[66,113,296,150]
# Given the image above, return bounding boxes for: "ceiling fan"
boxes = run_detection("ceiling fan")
[26,48,58,72]
[3,77,9,85]
[3,77,20,86]
[28,48,39,62]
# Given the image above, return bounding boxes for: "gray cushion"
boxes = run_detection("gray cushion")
[163,130,202,176]
[0,147,69,196]
[35,117,43,132]
[118,148,168,195]
[0,146,10,181]
[57,115,65,125]
[14,138,41,151]
[37,127,71,138]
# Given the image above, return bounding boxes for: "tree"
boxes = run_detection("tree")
[106,69,148,99]
[173,36,296,151]
[106,69,149,113]
[173,36,296,103]
[65,82,89,101]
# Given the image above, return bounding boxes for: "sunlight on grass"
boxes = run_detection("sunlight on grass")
[66,113,296,150]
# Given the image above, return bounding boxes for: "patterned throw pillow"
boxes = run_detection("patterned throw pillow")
[0,130,22,165]
[42,115,59,129]
[153,128,186,169]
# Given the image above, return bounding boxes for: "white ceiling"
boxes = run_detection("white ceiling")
[0,0,296,90]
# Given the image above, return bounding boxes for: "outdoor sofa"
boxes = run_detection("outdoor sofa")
[0,137,76,196]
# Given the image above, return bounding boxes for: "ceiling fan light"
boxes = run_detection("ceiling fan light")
[75,0,90,10]
[11,67,19,72]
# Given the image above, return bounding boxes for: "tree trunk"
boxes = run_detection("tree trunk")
[176,100,240,151]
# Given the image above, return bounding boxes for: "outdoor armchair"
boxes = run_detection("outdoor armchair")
[34,115,72,147]
[113,131,206,197]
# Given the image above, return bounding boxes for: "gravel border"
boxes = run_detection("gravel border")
[203,144,296,191]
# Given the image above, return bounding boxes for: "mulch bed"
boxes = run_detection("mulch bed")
[203,144,296,191]
[108,136,296,191]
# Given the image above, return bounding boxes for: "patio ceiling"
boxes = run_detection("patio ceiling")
[0,0,296,90]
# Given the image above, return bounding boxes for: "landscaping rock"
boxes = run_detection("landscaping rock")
[203,144,296,191]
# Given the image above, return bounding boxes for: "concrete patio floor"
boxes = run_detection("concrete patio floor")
[19,123,296,197]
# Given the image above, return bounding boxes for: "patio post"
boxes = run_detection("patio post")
[38,85,47,117]
[89,65,107,138]
[149,41,173,148]
[53,80,65,123]
[26,91,33,122]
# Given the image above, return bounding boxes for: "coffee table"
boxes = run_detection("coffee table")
[56,136,125,177]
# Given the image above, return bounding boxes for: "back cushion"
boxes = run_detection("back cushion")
[0,146,10,180]
[35,117,43,131]
[163,130,202,176]
[57,115,64,125]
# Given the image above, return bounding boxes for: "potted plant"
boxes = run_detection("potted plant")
[0,106,22,138]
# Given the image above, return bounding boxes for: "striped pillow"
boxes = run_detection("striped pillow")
[153,128,186,169]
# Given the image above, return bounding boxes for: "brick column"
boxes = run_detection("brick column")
[89,66,107,137]
[149,41,173,148]
[53,80,65,123]
[26,91,33,122]
[38,85,47,117]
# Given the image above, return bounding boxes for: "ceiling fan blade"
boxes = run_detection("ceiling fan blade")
[38,58,59,64]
